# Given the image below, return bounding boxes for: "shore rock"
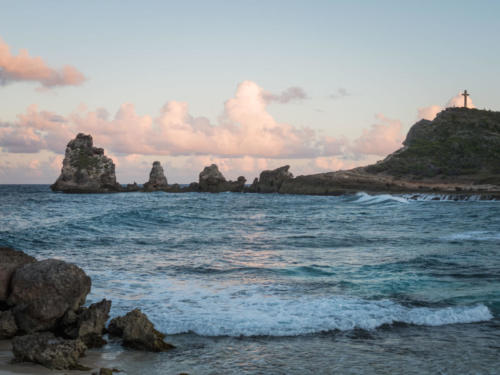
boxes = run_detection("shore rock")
[12,332,87,370]
[61,299,111,348]
[108,308,174,352]
[51,133,121,193]
[0,310,17,339]
[0,247,36,302]
[248,165,293,193]
[143,161,168,191]
[8,259,91,333]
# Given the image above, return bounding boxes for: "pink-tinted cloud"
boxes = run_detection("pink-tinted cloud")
[0,37,86,88]
[417,105,442,121]
[350,114,403,156]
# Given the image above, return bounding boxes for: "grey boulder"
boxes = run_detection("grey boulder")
[8,259,91,333]
[12,332,87,370]
[0,247,36,302]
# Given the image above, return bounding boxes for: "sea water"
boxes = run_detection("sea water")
[1,185,499,374]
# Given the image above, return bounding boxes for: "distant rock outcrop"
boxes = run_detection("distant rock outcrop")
[247,165,293,193]
[51,133,121,193]
[280,108,500,196]
[8,259,91,333]
[198,164,246,192]
[143,161,168,191]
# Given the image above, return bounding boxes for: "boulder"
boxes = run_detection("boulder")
[12,332,87,370]
[8,259,91,333]
[108,309,174,352]
[51,133,121,193]
[0,247,36,302]
[60,299,111,348]
[0,310,17,339]
[143,161,168,191]
[250,165,293,193]
[198,164,246,193]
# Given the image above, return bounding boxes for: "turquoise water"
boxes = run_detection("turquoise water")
[1,185,499,374]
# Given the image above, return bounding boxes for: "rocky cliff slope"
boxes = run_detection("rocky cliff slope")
[51,133,121,193]
[281,108,500,197]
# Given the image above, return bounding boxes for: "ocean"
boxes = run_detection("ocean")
[1,185,499,374]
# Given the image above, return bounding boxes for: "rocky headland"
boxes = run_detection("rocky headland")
[51,108,500,199]
[0,246,174,372]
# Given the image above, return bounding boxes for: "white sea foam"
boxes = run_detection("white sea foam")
[354,192,409,204]
[402,194,483,202]
[114,282,493,337]
[442,231,500,242]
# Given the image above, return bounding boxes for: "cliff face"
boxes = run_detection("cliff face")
[366,108,500,182]
[51,133,121,193]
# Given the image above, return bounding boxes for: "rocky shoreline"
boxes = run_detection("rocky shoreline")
[50,108,500,200]
[0,247,175,373]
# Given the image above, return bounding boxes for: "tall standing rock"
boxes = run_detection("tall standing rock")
[8,259,91,333]
[143,161,168,191]
[51,133,121,193]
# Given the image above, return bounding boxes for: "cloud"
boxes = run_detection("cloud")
[329,88,350,100]
[417,105,442,121]
[350,114,403,156]
[262,86,308,104]
[1,81,410,183]
[418,92,476,121]
[0,37,86,88]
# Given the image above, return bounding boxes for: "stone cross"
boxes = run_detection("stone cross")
[462,89,470,108]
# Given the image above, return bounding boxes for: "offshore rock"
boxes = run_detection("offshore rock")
[143,161,168,191]
[12,332,87,370]
[61,299,111,348]
[248,165,293,193]
[51,133,121,193]
[8,259,91,333]
[199,164,226,192]
[0,247,36,302]
[125,182,140,192]
[0,310,17,339]
[108,308,174,352]
[198,164,246,192]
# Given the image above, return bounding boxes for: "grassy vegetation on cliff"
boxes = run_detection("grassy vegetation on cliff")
[366,108,500,179]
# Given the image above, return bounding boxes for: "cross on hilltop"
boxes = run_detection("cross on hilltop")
[462,90,470,108]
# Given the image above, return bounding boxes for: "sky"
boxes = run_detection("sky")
[1,0,499,184]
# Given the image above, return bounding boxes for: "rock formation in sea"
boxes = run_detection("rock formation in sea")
[198,164,246,192]
[143,161,168,191]
[108,308,175,352]
[51,133,121,193]
[247,165,293,193]
[0,246,175,370]
[280,108,500,197]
